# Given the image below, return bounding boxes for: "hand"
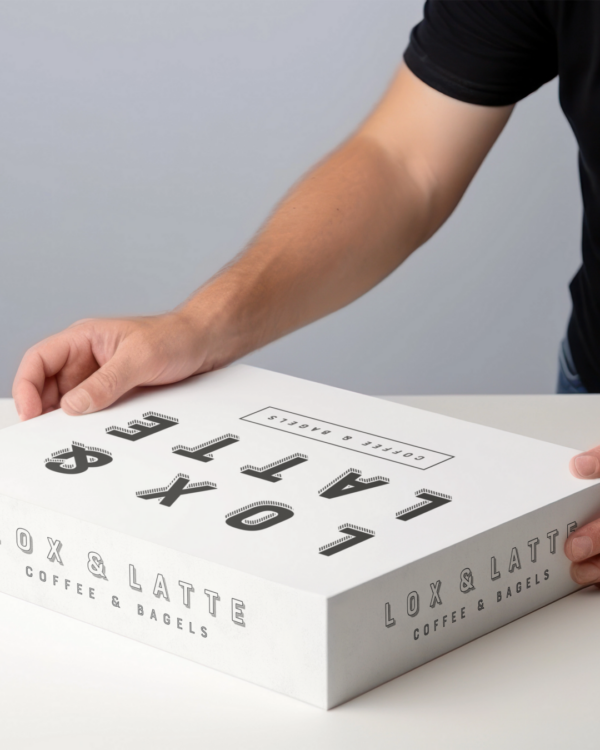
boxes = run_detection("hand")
[12,312,216,421]
[565,449,600,585]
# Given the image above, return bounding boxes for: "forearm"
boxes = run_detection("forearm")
[178,134,437,368]
[177,63,513,371]
[13,67,514,420]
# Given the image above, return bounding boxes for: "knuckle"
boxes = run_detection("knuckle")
[19,345,44,372]
[23,343,40,359]
[69,317,94,328]
[94,366,121,396]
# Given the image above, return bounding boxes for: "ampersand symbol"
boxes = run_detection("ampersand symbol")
[478,599,484,611]
[460,567,476,593]
[45,442,113,475]
[112,596,120,608]
[87,551,107,580]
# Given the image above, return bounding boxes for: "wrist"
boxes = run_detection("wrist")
[173,274,262,371]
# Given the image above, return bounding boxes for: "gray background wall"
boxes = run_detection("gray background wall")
[0,0,582,396]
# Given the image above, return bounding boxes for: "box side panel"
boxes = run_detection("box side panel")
[327,484,600,708]
[0,494,328,709]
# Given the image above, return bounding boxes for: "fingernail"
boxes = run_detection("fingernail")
[574,455,599,477]
[571,536,593,561]
[574,563,600,584]
[62,389,92,415]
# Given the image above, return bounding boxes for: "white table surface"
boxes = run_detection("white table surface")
[2,394,600,749]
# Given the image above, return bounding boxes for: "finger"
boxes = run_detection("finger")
[66,318,93,329]
[40,375,61,414]
[12,335,74,421]
[12,372,42,422]
[60,345,144,416]
[55,343,100,397]
[564,516,600,562]
[569,445,600,479]
[570,554,600,585]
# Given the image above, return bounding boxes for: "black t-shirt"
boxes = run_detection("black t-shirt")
[404,0,600,391]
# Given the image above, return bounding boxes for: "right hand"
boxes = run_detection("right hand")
[12,312,215,421]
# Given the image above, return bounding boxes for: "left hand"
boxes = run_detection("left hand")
[565,449,600,585]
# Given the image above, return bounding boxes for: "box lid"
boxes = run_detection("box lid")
[0,365,591,596]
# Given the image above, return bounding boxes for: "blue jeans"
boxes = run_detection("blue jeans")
[557,337,588,394]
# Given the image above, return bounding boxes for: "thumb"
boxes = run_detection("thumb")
[61,349,142,416]
[570,446,600,479]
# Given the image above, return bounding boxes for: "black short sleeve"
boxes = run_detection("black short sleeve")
[404,0,558,106]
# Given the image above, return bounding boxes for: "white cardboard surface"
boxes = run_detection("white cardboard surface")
[0,365,597,707]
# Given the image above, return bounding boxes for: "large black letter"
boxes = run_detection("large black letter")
[173,434,239,463]
[225,502,294,531]
[136,473,216,508]
[241,453,308,483]
[396,489,452,521]
[106,411,178,441]
[45,442,112,475]
[319,524,375,556]
[319,469,389,499]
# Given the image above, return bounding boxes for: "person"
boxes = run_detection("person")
[10,1,600,584]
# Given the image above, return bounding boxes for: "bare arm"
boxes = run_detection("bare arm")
[13,64,513,419]
[179,64,514,368]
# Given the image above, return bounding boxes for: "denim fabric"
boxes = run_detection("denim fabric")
[557,336,588,394]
